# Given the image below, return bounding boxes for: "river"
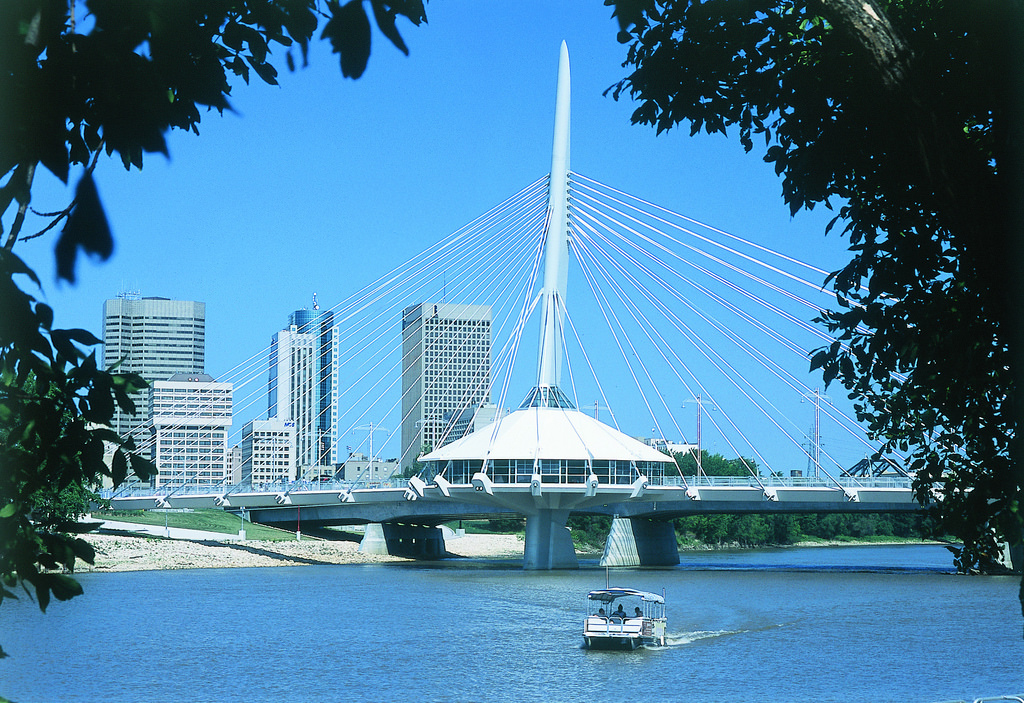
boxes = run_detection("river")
[1,544,1021,702]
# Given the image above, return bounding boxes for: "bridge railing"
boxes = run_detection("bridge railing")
[99,473,912,503]
[99,477,410,501]
[660,475,913,489]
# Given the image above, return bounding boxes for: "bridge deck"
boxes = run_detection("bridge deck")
[101,476,919,527]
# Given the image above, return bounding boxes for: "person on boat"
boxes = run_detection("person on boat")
[597,607,607,620]
[634,607,643,619]
[612,604,627,620]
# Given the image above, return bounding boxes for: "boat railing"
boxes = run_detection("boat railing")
[584,616,644,636]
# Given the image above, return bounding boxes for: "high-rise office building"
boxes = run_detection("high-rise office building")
[400,302,492,470]
[149,373,232,488]
[102,295,206,444]
[268,303,336,472]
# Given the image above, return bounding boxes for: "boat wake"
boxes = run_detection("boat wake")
[659,629,747,647]
[658,621,792,647]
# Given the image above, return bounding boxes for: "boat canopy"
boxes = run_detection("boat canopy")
[586,587,664,604]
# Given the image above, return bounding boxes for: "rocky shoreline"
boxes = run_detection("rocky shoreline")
[74,531,527,573]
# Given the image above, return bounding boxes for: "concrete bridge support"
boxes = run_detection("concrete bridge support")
[358,523,445,559]
[600,517,680,567]
[523,509,578,569]
[997,540,1023,574]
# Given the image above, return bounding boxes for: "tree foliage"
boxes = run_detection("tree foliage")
[0,0,427,661]
[0,248,157,659]
[1,0,426,256]
[674,449,757,476]
[675,511,933,547]
[607,0,1024,577]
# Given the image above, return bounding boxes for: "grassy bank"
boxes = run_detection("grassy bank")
[94,509,298,541]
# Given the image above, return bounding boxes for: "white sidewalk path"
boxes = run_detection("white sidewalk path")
[84,517,243,541]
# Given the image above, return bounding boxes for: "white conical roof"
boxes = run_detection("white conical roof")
[421,406,672,464]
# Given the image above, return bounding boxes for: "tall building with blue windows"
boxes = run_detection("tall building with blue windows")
[268,298,336,473]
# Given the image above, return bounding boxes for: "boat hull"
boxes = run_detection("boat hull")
[583,635,645,651]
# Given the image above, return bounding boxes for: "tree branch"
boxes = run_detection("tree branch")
[2,162,37,251]
[818,0,910,89]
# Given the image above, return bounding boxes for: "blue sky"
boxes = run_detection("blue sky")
[15,2,861,467]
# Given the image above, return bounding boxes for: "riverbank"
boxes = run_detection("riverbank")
[74,530,527,573]
[74,519,950,573]
[678,537,944,551]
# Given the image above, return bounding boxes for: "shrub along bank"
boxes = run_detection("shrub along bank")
[672,512,939,549]
[565,512,938,552]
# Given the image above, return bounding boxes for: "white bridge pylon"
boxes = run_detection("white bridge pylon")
[537,40,571,391]
[413,41,684,569]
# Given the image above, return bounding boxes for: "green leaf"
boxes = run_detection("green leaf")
[323,0,372,79]
[55,173,113,284]
[36,303,53,331]
[50,329,82,363]
[85,381,115,424]
[246,56,279,86]
[112,450,128,487]
[129,453,158,482]
[370,1,408,55]
[48,573,84,602]
[71,537,96,566]
[0,503,19,519]
[64,328,102,347]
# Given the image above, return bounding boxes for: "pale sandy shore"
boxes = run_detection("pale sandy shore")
[72,527,938,574]
[74,531,526,573]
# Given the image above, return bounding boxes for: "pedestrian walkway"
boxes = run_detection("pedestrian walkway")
[85,516,242,541]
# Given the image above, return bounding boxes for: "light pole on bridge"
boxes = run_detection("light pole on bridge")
[801,388,831,479]
[353,423,390,484]
[682,395,718,478]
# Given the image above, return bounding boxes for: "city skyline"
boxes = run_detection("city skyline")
[16,3,859,473]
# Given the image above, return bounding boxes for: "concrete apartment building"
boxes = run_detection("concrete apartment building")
[149,373,233,488]
[399,302,492,471]
[239,418,297,485]
[340,453,400,484]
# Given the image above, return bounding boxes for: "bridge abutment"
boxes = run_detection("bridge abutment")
[358,523,445,559]
[600,516,679,567]
[523,509,578,569]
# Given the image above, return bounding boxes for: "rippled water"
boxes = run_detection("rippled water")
[2,545,1021,702]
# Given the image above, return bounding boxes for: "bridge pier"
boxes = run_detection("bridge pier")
[600,517,679,567]
[358,523,445,559]
[996,540,1023,574]
[523,509,578,569]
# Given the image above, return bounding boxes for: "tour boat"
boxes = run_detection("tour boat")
[582,587,667,650]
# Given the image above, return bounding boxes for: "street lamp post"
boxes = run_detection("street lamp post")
[801,388,831,480]
[683,395,718,479]
[353,423,389,485]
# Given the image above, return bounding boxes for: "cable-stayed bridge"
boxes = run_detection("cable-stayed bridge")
[106,43,918,569]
